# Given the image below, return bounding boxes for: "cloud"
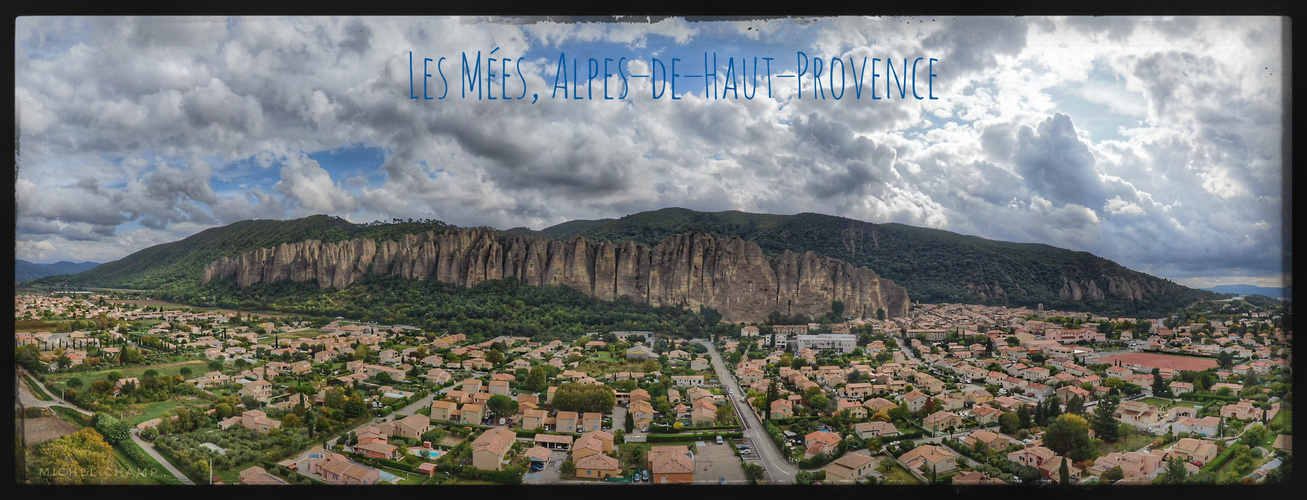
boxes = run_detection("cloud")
[11,16,1286,288]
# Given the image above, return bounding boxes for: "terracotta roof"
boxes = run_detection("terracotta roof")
[471,427,517,456]
[575,452,620,471]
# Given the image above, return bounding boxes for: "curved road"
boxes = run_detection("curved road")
[16,369,94,416]
[130,428,196,484]
[694,340,798,484]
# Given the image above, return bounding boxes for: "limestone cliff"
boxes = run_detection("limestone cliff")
[202,229,910,323]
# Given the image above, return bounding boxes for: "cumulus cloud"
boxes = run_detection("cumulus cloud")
[13,16,1285,288]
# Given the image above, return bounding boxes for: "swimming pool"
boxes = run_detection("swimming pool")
[378,470,402,483]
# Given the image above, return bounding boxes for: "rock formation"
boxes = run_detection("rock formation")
[202,229,910,323]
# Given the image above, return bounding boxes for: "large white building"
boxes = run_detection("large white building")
[792,334,858,354]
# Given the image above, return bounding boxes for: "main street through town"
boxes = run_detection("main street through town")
[694,340,798,484]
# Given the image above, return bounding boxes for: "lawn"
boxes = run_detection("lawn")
[1269,409,1291,433]
[23,374,52,401]
[122,399,188,425]
[878,461,923,485]
[1104,425,1155,454]
[1138,397,1174,408]
[44,359,210,392]
[51,406,93,428]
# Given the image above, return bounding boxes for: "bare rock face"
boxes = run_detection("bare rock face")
[201,229,910,322]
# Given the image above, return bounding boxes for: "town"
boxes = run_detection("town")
[15,292,1291,486]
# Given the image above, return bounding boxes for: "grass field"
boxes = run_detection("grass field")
[44,359,210,392]
[122,399,190,425]
[1138,397,1174,408]
[23,374,52,401]
[878,461,923,485]
[1269,409,1291,433]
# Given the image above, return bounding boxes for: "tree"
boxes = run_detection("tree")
[486,394,519,420]
[1158,457,1189,484]
[550,383,616,413]
[624,411,635,433]
[1216,351,1235,370]
[93,414,131,445]
[999,412,1021,435]
[179,366,193,378]
[1102,465,1125,483]
[1058,457,1071,485]
[1065,395,1085,416]
[1016,404,1033,429]
[208,360,223,372]
[67,377,84,390]
[1043,414,1090,458]
[525,366,547,392]
[1151,372,1168,396]
[1091,396,1120,442]
[31,428,118,484]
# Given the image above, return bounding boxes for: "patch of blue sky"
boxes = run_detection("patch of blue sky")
[308,143,388,180]
[18,17,88,61]
[1043,61,1146,143]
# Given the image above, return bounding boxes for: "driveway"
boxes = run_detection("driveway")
[692,439,748,484]
[522,449,567,484]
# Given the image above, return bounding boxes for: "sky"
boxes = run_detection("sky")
[13,16,1289,290]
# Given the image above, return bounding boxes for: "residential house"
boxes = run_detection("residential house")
[1167,437,1218,465]
[804,430,843,459]
[238,466,290,485]
[899,444,959,474]
[430,400,456,422]
[853,421,900,439]
[238,410,281,433]
[771,399,794,419]
[581,412,603,433]
[648,445,695,484]
[391,413,432,440]
[461,403,485,425]
[311,452,381,485]
[555,411,579,433]
[470,427,517,471]
[923,411,963,433]
[1007,446,1057,469]
[629,400,655,430]
[824,452,876,483]
[574,452,621,479]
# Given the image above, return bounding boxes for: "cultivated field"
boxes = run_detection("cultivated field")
[20,414,80,446]
[1099,352,1219,372]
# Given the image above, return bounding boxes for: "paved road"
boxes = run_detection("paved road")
[130,428,197,485]
[694,340,798,484]
[16,369,93,416]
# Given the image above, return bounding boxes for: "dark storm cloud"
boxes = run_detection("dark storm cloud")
[1012,113,1105,210]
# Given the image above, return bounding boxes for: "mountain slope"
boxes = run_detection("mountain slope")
[514,208,1219,317]
[1203,284,1290,298]
[31,216,452,290]
[14,260,102,282]
[39,208,1218,318]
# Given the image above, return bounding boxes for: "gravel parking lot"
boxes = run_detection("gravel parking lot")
[692,440,748,485]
